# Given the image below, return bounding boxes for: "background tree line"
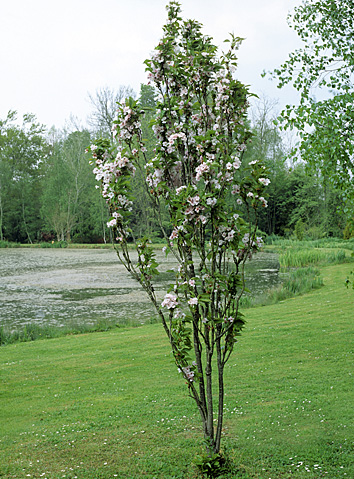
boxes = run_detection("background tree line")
[0,85,350,244]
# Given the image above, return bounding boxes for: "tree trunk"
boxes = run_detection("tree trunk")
[0,191,3,241]
[22,199,32,244]
[215,336,224,453]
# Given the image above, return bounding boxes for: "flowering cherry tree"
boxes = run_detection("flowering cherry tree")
[89,1,269,460]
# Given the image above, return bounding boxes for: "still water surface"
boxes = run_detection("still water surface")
[0,248,280,331]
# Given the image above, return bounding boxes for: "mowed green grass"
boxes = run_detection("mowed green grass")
[0,262,353,478]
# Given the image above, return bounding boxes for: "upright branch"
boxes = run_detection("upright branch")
[89,0,270,456]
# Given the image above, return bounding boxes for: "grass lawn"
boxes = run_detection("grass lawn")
[0,262,353,478]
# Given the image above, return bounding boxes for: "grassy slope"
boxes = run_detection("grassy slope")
[0,263,353,478]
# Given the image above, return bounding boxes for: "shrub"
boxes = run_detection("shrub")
[294,218,305,241]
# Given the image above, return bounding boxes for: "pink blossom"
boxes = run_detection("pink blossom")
[206,197,217,207]
[173,309,186,320]
[161,293,178,309]
[195,205,205,214]
[195,162,210,181]
[146,169,163,188]
[226,229,235,241]
[169,228,179,240]
[259,177,270,186]
[242,233,250,245]
[259,196,268,207]
[179,366,194,382]
[187,195,200,206]
[185,206,194,216]
[211,179,221,190]
[233,159,241,169]
[117,156,130,168]
[176,185,187,195]
[168,132,187,144]
[188,297,198,306]
[107,219,117,228]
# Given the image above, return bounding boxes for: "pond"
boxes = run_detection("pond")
[0,248,281,332]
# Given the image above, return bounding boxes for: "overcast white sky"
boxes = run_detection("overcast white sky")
[0,0,302,129]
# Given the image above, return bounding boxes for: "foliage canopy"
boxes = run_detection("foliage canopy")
[272,0,354,210]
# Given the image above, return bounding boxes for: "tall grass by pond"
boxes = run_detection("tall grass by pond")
[0,316,161,347]
[279,248,347,268]
[0,319,131,347]
[0,240,21,248]
[241,240,353,308]
[241,266,323,308]
[266,234,354,251]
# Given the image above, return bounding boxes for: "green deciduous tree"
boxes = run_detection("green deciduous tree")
[272,0,354,211]
[130,84,163,240]
[41,128,105,242]
[244,97,289,235]
[243,96,346,237]
[0,111,48,243]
